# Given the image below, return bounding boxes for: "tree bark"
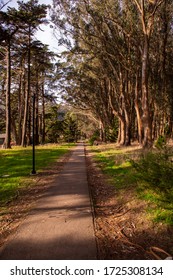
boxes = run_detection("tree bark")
[21,26,31,147]
[124,108,131,146]
[133,0,162,148]
[4,42,11,149]
[11,118,18,144]
[119,117,126,146]
[135,73,143,144]
[35,70,39,145]
[41,82,45,143]
[17,62,25,145]
[141,34,152,148]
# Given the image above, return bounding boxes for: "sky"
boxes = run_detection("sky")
[2,0,59,52]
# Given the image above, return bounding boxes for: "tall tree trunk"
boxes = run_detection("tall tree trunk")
[27,96,32,146]
[21,26,31,147]
[133,0,164,147]
[11,118,18,144]
[21,81,29,147]
[35,71,39,145]
[124,108,131,146]
[41,82,45,143]
[4,42,11,149]
[99,120,105,142]
[141,35,152,148]
[17,63,25,145]
[135,73,143,144]
[117,117,126,146]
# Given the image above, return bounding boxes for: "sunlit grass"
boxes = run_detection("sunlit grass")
[0,143,74,205]
[89,144,173,225]
[92,146,137,189]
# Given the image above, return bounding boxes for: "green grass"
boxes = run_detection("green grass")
[90,144,173,225]
[0,143,74,205]
[93,147,137,189]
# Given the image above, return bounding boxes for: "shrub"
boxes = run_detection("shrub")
[154,135,166,150]
[89,130,100,145]
[131,149,173,197]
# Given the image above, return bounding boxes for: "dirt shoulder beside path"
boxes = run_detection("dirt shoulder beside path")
[85,145,173,260]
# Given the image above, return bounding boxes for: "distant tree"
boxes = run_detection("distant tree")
[45,105,64,143]
[63,113,79,143]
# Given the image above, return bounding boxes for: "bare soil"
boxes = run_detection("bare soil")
[85,145,173,260]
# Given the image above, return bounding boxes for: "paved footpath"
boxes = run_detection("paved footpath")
[0,143,97,260]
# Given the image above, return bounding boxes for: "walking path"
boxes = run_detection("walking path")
[0,143,97,260]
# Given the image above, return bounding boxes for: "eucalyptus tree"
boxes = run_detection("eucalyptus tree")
[149,0,173,139]
[51,1,106,139]
[52,0,173,146]
[52,0,136,145]
[130,0,165,147]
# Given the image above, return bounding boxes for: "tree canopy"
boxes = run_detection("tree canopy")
[1,0,173,148]
[0,0,61,147]
[51,0,173,147]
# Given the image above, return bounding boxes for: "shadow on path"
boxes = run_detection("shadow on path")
[0,143,97,260]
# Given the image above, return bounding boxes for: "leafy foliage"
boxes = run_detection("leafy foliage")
[51,0,173,147]
[91,144,173,225]
[88,130,100,145]
[154,135,167,150]
[63,113,79,142]
[45,107,80,143]
[131,150,173,194]
[0,0,58,147]
[131,149,173,224]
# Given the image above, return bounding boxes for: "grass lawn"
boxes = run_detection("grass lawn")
[0,143,74,206]
[90,144,173,226]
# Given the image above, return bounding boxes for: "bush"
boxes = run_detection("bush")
[154,135,166,150]
[131,148,173,224]
[89,130,100,145]
[131,149,173,196]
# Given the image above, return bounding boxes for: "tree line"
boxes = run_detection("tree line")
[0,0,59,148]
[51,0,173,148]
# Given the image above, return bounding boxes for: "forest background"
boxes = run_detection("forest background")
[0,0,173,148]
[1,0,173,258]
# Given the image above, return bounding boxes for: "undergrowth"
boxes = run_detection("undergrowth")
[90,144,173,225]
[130,147,173,225]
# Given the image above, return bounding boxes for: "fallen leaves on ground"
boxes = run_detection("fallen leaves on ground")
[85,145,173,260]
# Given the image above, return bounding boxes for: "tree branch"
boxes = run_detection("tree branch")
[0,0,12,11]
[133,0,142,14]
